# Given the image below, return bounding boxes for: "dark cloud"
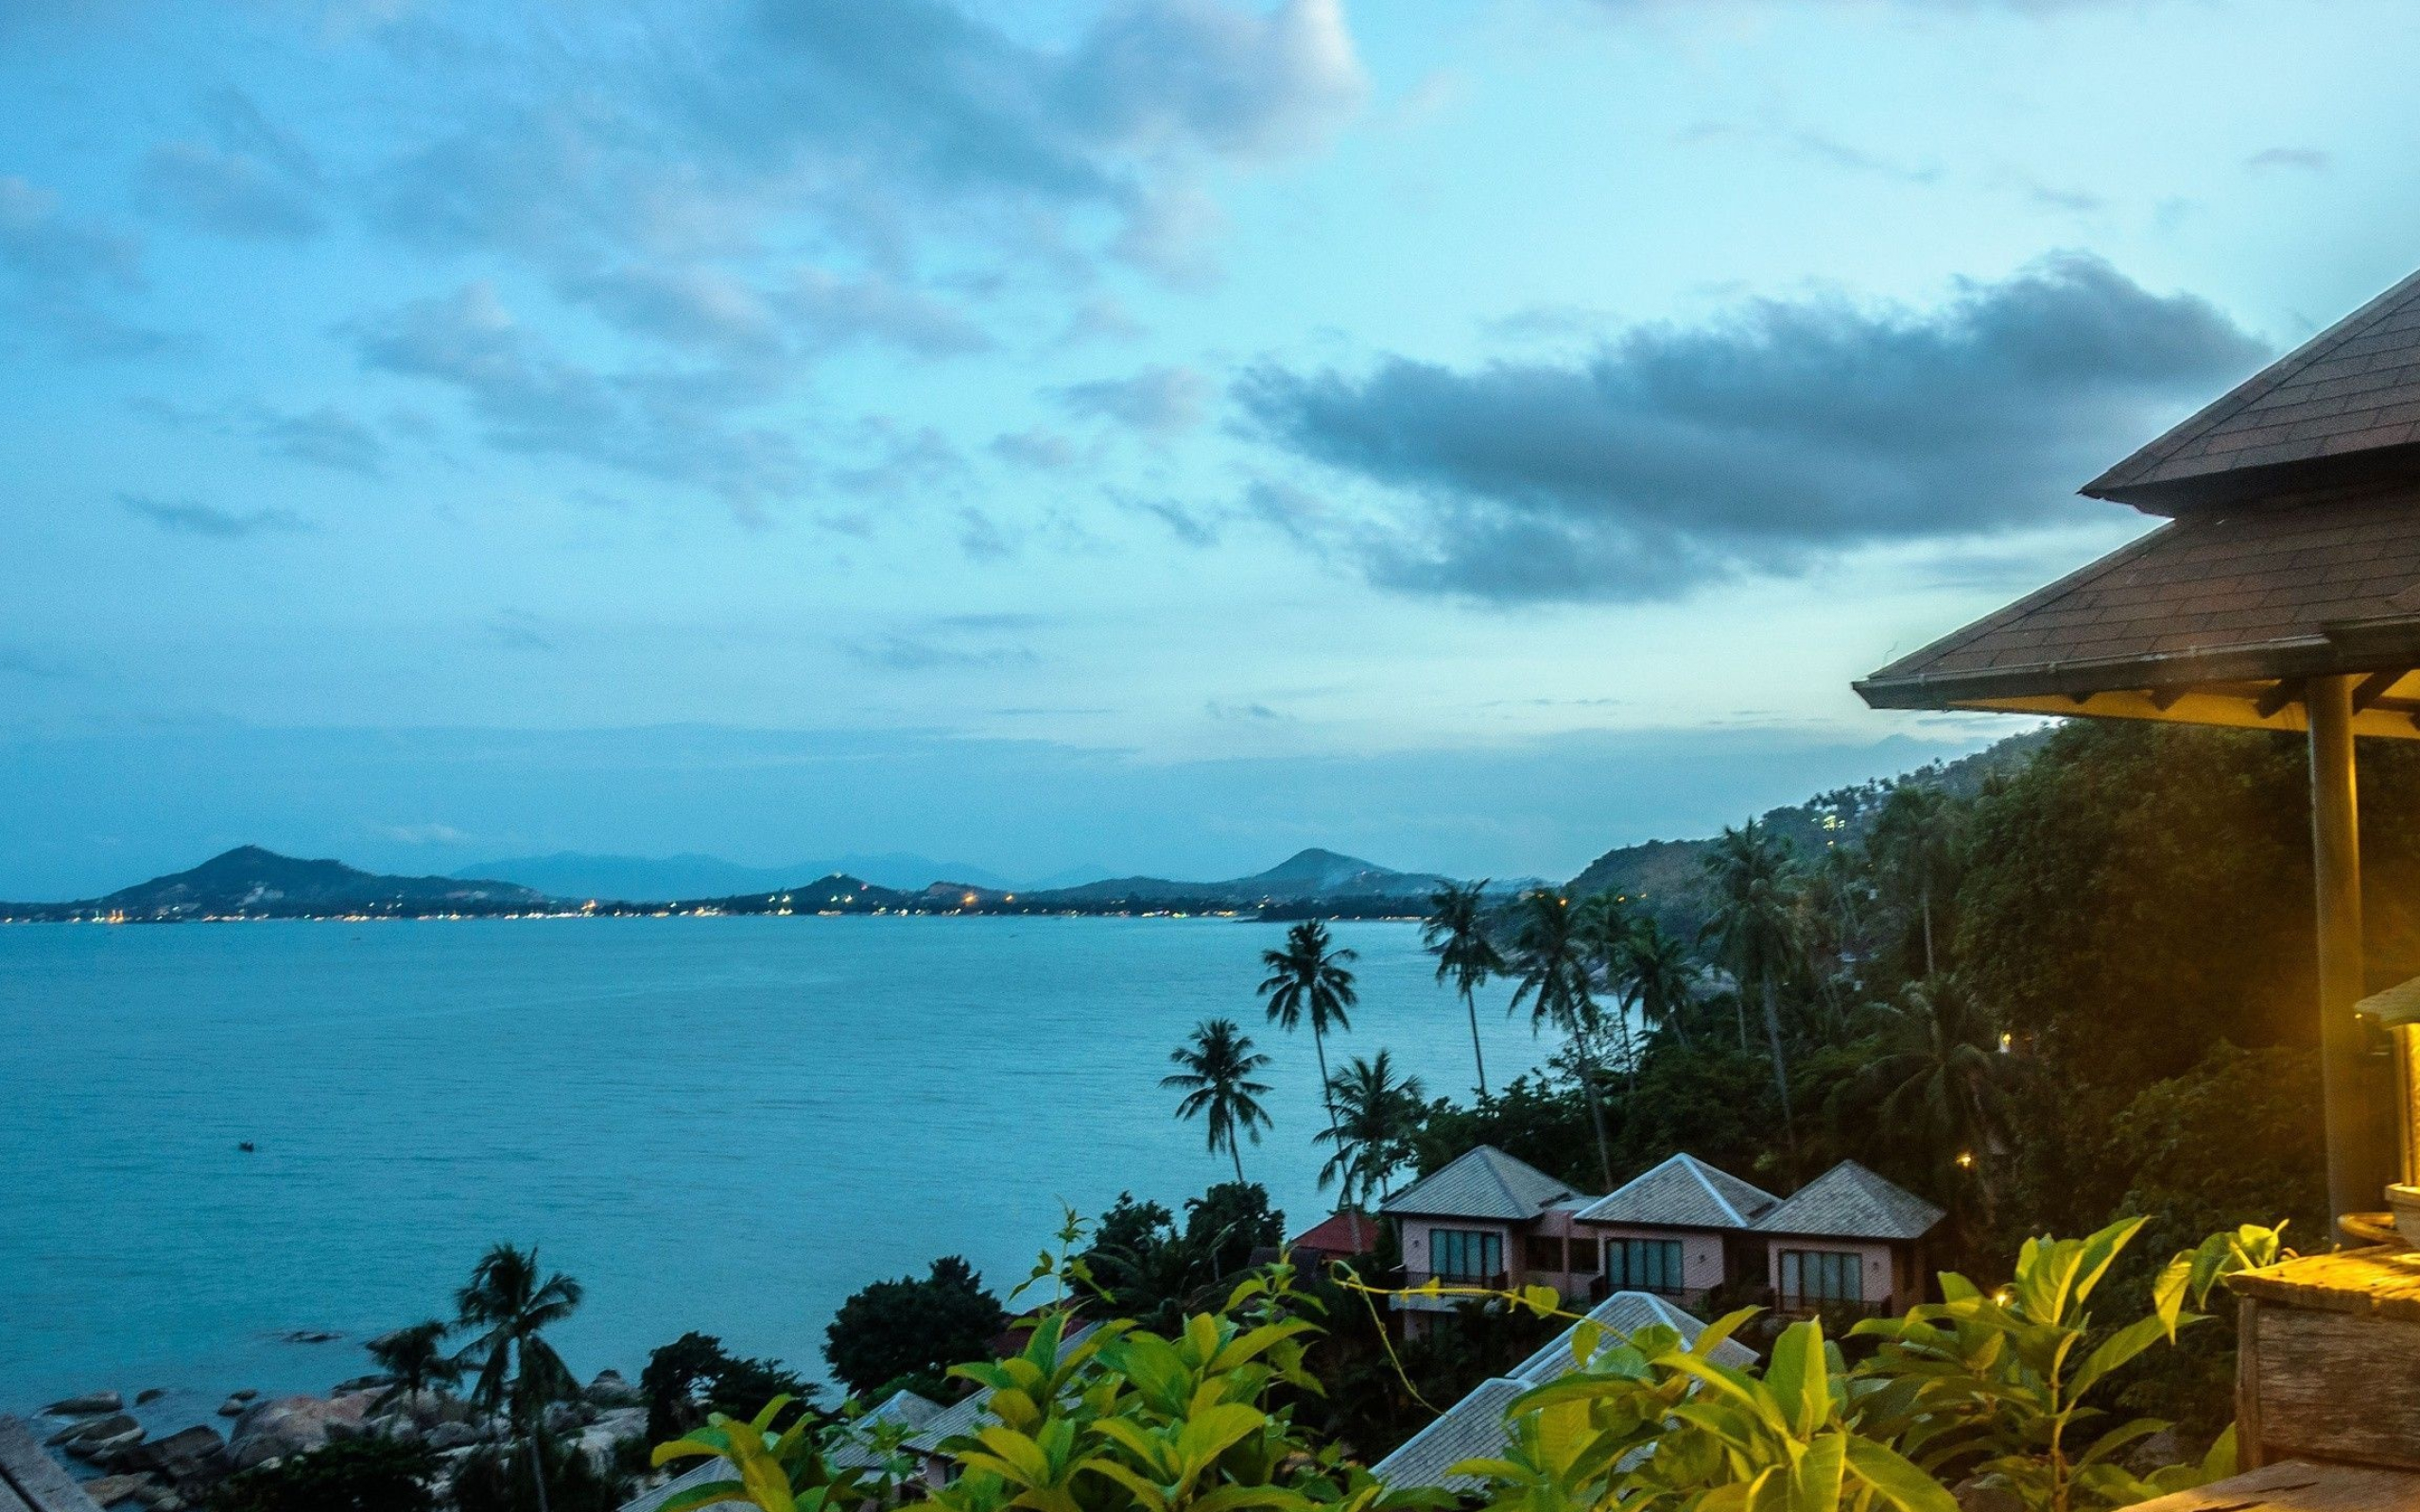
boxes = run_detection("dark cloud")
[1121,493,1223,546]
[260,406,386,475]
[119,493,310,539]
[134,89,324,241]
[350,283,805,513]
[1053,364,1209,436]
[1236,253,2268,602]
[2245,147,2332,175]
[0,175,167,357]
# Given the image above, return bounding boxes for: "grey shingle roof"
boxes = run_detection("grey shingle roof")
[2088,266,2420,509]
[1379,1144,1586,1221]
[1373,1293,1754,1493]
[827,1388,945,1470]
[619,1390,947,1512]
[1576,1153,1778,1229]
[901,1322,1099,1456]
[1856,481,2420,707]
[622,1459,738,1512]
[1754,1161,1944,1243]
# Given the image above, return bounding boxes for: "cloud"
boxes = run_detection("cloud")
[134,89,325,241]
[1053,365,1210,436]
[990,427,1080,470]
[842,633,1038,672]
[484,610,555,652]
[828,421,968,500]
[350,283,805,512]
[0,176,166,357]
[1236,252,2268,602]
[120,493,311,538]
[2245,146,2331,175]
[260,406,386,475]
[1121,493,1224,546]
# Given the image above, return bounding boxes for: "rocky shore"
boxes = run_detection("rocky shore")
[34,1368,649,1510]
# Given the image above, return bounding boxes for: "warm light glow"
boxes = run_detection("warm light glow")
[1997,1033,2013,1053]
[1955,1151,1977,1170]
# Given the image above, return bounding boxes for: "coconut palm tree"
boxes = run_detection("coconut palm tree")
[366,1318,459,1415]
[1850,974,2015,1219]
[454,1244,583,1512]
[1506,888,1613,1189]
[1573,889,1643,1087]
[1868,782,1967,978]
[1702,820,1802,1164]
[1162,1018,1276,1184]
[1257,919,1357,1137]
[1422,880,1504,1095]
[1616,917,1698,1049]
[1314,1051,1426,1247]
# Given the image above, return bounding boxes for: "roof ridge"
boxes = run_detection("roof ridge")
[1680,1155,1745,1226]
[2086,265,2420,501]
[1478,1146,1527,1212]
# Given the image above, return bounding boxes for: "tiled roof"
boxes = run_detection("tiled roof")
[1379,1144,1586,1221]
[1858,482,2420,705]
[1576,1152,1778,1229]
[827,1388,945,1470]
[1289,1211,1378,1254]
[1373,1293,1754,1493]
[2089,267,2420,509]
[622,1459,735,1512]
[620,1391,946,1512]
[1754,1161,1944,1243]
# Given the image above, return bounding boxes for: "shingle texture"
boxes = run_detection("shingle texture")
[623,1460,739,1512]
[1380,1144,1586,1221]
[828,1388,946,1470]
[1858,482,2420,702]
[2090,267,2420,507]
[1755,1161,1944,1242]
[901,1323,1099,1456]
[1373,1293,1754,1493]
[1577,1152,1779,1228]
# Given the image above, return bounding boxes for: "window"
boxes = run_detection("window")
[1430,1228,1504,1281]
[1606,1238,1685,1295]
[1566,1236,1599,1272]
[1525,1235,1566,1272]
[1779,1249,1863,1303]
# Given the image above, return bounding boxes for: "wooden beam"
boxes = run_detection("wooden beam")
[2308,675,2385,1237]
[2258,679,2306,719]
[2354,669,2406,713]
[2148,685,2188,712]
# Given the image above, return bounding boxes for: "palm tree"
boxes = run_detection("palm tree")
[1423,881,1505,1095]
[1313,1051,1426,1248]
[1616,917,1697,1049]
[1573,890,1642,1087]
[1257,919,1357,1138]
[1868,783,1966,978]
[1850,974,2015,1220]
[1162,1018,1275,1184]
[366,1318,459,1415]
[1506,888,1613,1189]
[455,1244,584,1512]
[1702,820,1802,1164]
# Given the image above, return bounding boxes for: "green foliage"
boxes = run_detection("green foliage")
[454,1244,584,1422]
[642,1331,820,1447]
[1184,1182,1287,1278]
[1084,1184,1289,1333]
[367,1319,461,1413]
[1316,1052,1426,1207]
[451,1434,627,1512]
[207,1437,439,1512]
[824,1255,1010,1400]
[1165,1020,1278,1184]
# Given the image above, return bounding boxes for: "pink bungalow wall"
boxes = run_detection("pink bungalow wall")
[1586,1222,1729,1297]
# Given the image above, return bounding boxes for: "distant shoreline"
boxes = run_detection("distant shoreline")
[0,905,1433,925]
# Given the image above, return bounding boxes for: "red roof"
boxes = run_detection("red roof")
[1289,1211,1376,1255]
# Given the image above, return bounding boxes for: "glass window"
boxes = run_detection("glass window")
[1566,1237,1599,1272]
[1525,1235,1566,1272]
[1431,1228,1504,1281]
[1606,1238,1685,1294]
[1779,1249,1863,1302]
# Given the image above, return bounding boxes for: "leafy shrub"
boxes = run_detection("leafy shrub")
[449,1435,625,1512]
[641,1331,818,1446]
[823,1255,1009,1400]
[207,1437,438,1512]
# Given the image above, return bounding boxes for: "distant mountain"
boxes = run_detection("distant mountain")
[458,850,1016,900]
[1565,729,2052,934]
[3,846,547,920]
[1025,848,1452,908]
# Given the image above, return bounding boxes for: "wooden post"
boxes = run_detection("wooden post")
[2308,674,2384,1233]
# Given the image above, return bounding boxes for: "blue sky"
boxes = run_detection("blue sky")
[4,0,2418,898]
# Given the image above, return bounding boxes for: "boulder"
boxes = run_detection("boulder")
[585,1369,643,1407]
[216,1399,247,1418]
[228,1389,259,1403]
[74,1423,147,1465]
[426,1420,484,1452]
[331,1374,392,1394]
[57,1414,141,1448]
[573,1407,648,1473]
[228,1392,377,1469]
[134,1389,168,1406]
[278,1330,340,1345]
[2127,1429,2188,1473]
[541,1400,592,1435]
[43,1391,123,1417]
[78,1473,157,1509]
[118,1424,229,1486]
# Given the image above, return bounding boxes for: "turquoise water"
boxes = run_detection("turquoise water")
[0,917,1547,1415]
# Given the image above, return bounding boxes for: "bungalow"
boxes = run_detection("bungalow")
[1376,1144,1602,1335]
[1751,1160,1945,1318]
[1571,1152,1779,1310]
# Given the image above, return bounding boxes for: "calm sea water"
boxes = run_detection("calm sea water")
[0,917,1548,1418]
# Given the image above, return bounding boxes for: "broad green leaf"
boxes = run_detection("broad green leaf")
[1842,1435,1962,1512]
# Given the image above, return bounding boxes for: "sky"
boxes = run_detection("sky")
[4,0,2420,899]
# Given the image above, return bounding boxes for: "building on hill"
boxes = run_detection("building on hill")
[1379,1144,1944,1334]
[1571,1152,1780,1309]
[1288,1210,1377,1268]
[1369,1289,1757,1493]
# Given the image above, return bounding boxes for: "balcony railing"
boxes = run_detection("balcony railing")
[1772,1294,1889,1320]
[1401,1270,1510,1293]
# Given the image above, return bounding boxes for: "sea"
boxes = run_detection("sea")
[0,916,1552,1421]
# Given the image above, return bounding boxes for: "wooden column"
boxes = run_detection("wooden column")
[2308,675,2384,1231]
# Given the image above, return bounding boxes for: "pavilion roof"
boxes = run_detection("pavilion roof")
[2088,267,2420,510]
